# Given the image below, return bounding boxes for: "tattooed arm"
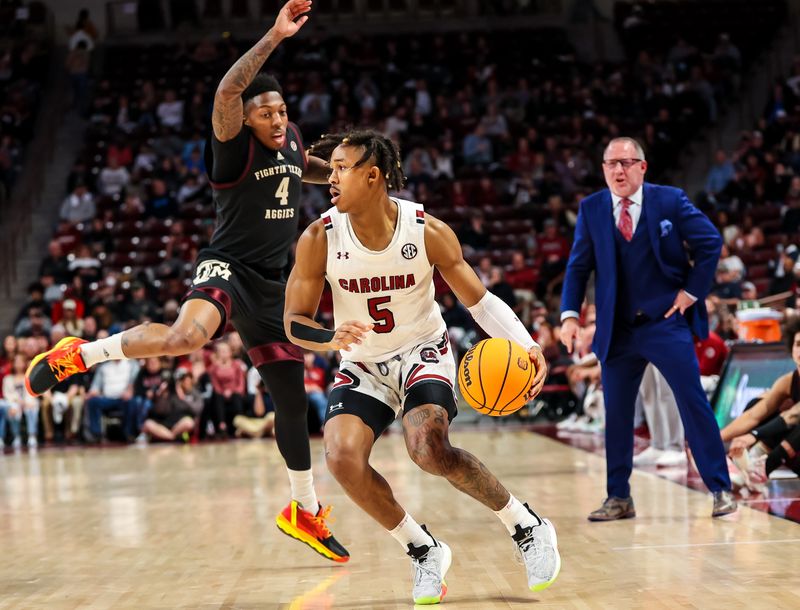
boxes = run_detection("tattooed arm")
[212,0,312,142]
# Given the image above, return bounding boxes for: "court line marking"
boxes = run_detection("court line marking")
[736,498,800,504]
[613,538,800,551]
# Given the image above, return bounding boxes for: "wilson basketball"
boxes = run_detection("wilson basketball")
[457,338,535,416]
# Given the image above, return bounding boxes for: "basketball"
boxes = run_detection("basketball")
[457,338,535,416]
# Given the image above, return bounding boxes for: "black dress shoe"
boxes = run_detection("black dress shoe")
[712,490,737,517]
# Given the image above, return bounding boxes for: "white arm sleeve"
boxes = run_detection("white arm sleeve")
[467,291,539,350]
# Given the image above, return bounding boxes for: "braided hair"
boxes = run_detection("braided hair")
[308,129,405,191]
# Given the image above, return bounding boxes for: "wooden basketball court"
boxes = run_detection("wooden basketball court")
[1,430,798,608]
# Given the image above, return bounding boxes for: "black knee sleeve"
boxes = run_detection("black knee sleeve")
[257,361,310,470]
[765,425,800,475]
[751,414,790,449]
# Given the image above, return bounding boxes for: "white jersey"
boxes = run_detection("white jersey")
[323,197,446,362]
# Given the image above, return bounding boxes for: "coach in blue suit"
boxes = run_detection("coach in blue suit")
[560,137,736,520]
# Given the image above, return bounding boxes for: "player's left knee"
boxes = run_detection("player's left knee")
[407,434,452,476]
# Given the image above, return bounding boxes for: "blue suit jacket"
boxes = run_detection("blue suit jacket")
[560,183,723,362]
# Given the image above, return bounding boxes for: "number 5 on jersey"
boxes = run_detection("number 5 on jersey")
[367,296,395,333]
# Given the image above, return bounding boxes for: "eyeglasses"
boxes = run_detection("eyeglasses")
[602,158,643,170]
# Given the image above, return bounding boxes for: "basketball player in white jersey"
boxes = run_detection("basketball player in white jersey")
[284,130,560,604]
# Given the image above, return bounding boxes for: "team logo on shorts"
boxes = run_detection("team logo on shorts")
[420,348,439,363]
[401,243,417,259]
[290,141,298,151]
[193,259,232,284]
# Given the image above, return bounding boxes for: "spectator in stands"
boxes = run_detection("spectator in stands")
[140,368,195,442]
[59,181,95,224]
[97,154,131,197]
[741,280,758,301]
[480,103,509,141]
[234,366,275,438]
[2,354,39,449]
[207,341,245,439]
[68,244,102,284]
[145,178,177,218]
[489,266,517,311]
[65,40,90,117]
[505,252,537,324]
[85,345,140,443]
[769,244,799,296]
[559,310,603,434]
[537,218,570,297]
[131,356,166,441]
[0,335,16,372]
[712,260,743,300]
[121,282,158,324]
[303,351,328,430]
[42,368,87,445]
[474,255,492,287]
[59,299,84,337]
[705,150,735,200]
[38,240,70,285]
[457,210,490,255]
[15,306,52,339]
[462,124,493,167]
[156,88,184,130]
[16,281,50,324]
[68,8,98,51]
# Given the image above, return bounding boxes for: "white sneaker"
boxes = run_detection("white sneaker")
[555,413,578,430]
[575,418,604,434]
[27,437,38,450]
[11,436,21,450]
[633,446,664,466]
[135,433,148,444]
[727,456,747,490]
[655,449,687,467]
[512,505,561,592]
[408,533,452,605]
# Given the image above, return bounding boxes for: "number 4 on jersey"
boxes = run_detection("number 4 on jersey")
[367,296,395,333]
[274,176,290,207]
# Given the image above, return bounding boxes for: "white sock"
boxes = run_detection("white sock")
[389,513,436,551]
[494,494,540,534]
[79,333,125,368]
[287,468,318,512]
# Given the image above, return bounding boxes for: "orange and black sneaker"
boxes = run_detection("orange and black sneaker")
[25,336,88,397]
[276,500,350,563]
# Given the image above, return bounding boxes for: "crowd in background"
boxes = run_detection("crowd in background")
[1,3,798,458]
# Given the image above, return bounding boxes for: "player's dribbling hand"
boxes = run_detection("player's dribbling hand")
[560,317,579,354]
[527,345,548,400]
[330,321,374,351]
[728,433,756,458]
[272,0,312,39]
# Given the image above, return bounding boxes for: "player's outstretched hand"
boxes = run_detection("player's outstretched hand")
[272,0,312,39]
[728,433,756,458]
[331,321,373,351]
[527,345,548,400]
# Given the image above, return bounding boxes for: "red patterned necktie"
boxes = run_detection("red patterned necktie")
[618,197,633,241]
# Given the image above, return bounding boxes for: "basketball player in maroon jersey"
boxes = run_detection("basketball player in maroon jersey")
[25,0,348,563]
